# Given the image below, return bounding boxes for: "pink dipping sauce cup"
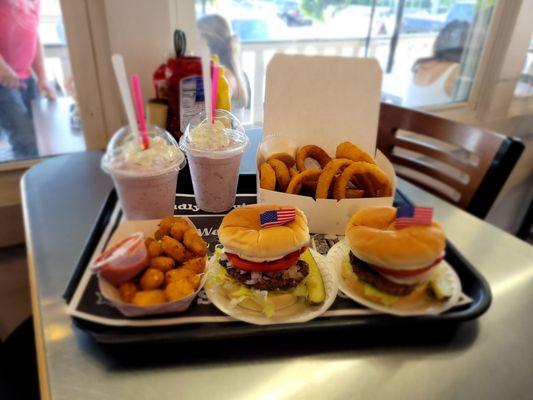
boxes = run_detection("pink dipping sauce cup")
[91,232,149,285]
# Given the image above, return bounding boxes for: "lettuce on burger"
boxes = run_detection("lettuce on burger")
[209,204,323,316]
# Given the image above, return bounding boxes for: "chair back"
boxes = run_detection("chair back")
[377,102,524,218]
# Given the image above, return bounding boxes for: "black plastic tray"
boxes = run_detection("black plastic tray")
[64,169,492,345]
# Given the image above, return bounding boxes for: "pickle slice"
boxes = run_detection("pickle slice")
[300,249,325,304]
[428,267,453,301]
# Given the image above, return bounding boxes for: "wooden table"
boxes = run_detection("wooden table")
[21,150,533,400]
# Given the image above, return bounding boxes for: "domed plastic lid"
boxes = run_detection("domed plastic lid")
[102,125,186,177]
[179,109,249,158]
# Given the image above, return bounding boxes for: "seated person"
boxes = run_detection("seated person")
[197,14,250,111]
[403,20,470,108]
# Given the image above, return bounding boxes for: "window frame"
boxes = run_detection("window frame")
[513,35,533,99]
[189,0,533,125]
[453,0,533,122]
[59,0,533,152]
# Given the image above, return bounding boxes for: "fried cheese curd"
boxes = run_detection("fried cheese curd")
[116,216,207,305]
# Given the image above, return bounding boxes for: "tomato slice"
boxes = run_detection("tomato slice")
[372,256,444,277]
[225,248,306,272]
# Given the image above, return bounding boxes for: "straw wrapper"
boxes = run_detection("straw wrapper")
[111,54,141,146]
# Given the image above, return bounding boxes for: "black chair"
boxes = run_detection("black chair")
[378,103,525,219]
[517,199,533,240]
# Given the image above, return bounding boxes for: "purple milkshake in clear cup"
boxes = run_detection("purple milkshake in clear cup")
[102,124,185,220]
[180,109,249,212]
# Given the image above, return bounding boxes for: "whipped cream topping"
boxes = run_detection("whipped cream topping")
[122,136,180,165]
[110,135,182,174]
[189,120,230,150]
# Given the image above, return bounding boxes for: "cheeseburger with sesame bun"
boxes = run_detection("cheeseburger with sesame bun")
[209,204,325,316]
[342,206,449,308]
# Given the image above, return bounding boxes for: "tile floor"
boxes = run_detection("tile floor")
[0,131,38,163]
[0,131,41,163]
[0,132,16,163]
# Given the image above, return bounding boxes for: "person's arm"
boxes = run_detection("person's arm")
[0,54,20,89]
[32,34,56,99]
[444,64,460,97]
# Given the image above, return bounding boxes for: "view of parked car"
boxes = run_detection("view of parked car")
[276,1,313,27]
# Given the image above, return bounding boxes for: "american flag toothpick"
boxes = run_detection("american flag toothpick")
[395,206,433,228]
[260,209,296,228]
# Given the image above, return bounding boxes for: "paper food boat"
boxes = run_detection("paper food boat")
[257,54,396,234]
[97,218,207,317]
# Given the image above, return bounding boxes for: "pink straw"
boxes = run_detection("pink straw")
[130,74,150,149]
[211,62,220,123]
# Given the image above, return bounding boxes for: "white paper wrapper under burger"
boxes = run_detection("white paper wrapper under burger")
[256,54,396,235]
[97,219,207,317]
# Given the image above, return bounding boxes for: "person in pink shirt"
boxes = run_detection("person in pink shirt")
[0,0,56,158]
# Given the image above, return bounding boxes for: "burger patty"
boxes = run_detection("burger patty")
[220,259,309,291]
[349,252,415,296]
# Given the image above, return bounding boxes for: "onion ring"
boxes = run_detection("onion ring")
[259,162,276,191]
[336,141,376,165]
[376,183,391,197]
[292,165,318,194]
[350,174,378,197]
[303,179,318,192]
[334,174,367,197]
[315,158,354,199]
[267,158,291,191]
[296,145,332,171]
[359,174,376,197]
[346,188,364,198]
[286,170,322,195]
[333,162,391,199]
[289,166,299,178]
[267,152,296,167]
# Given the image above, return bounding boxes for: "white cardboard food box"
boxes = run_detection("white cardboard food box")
[256,54,396,234]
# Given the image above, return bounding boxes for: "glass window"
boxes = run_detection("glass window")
[514,34,533,97]
[195,0,496,125]
[0,0,85,163]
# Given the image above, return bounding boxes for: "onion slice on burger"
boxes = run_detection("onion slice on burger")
[371,256,444,278]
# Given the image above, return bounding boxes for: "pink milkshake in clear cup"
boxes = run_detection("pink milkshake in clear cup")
[179,110,249,212]
[102,124,185,220]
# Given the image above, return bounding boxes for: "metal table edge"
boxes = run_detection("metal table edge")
[20,171,53,400]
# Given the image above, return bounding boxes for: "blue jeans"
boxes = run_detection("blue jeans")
[0,77,39,157]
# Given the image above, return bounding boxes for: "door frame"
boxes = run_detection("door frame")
[59,0,109,150]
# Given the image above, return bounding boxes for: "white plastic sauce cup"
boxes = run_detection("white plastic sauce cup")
[91,232,149,285]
